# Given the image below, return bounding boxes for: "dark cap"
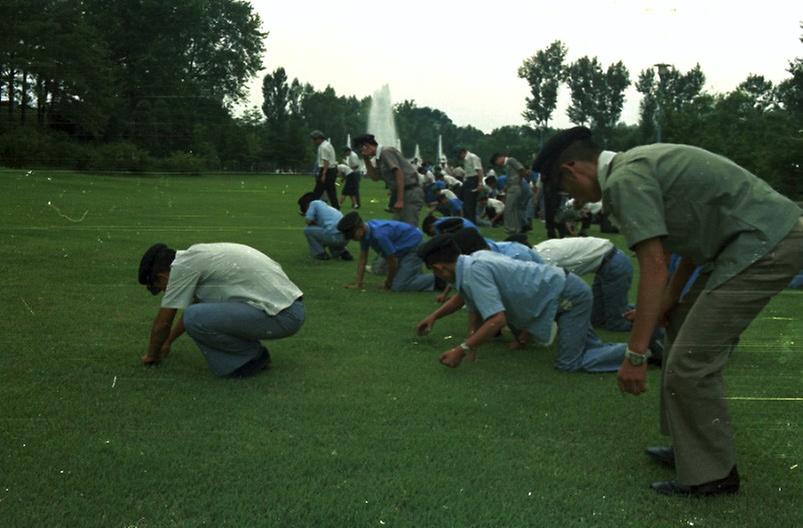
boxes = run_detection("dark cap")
[416,234,460,267]
[138,243,172,295]
[297,192,315,215]
[451,228,489,254]
[531,126,593,180]
[309,130,326,140]
[337,211,363,238]
[352,134,378,149]
[488,152,504,166]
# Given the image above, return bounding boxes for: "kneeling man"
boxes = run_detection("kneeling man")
[138,243,305,377]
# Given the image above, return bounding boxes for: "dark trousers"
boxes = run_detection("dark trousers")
[463,176,478,223]
[312,168,340,209]
[543,185,566,238]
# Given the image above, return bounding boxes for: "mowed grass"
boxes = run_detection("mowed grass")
[0,168,800,528]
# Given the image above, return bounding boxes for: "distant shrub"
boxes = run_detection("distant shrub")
[89,142,152,172]
[160,151,206,175]
[0,128,48,168]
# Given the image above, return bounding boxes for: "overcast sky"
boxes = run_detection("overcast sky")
[244,0,802,133]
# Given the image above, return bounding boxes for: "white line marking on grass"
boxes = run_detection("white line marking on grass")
[47,202,88,223]
[726,397,803,401]
[112,376,117,388]
[20,298,35,315]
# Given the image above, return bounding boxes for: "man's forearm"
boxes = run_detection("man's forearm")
[394,169,404,203]
[431,294,465,320]
[631,240,669,353]
[165,315,185,346]
[147,322,172,357]
[464,312,506,349]
[354,251,368,286]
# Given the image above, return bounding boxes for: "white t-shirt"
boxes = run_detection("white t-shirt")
[337,164,351,177]
[345,151,361,171]
[463,151,483,177]
[486,198,504,214]
[316,140,337,168]
[161,243,303,315]
[533,237,615,276]
[440,189,458,201]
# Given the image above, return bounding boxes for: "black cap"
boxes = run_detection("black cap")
[416,234,460,266]
[337,211,363,238]
[488,152,503,166]
[436,217,465,234]
[451,228,489,254]
[309,130,326,140]
[532,126,593,181]
[138,243,169,295]
[297,192,315,215]
[352,134,378,149]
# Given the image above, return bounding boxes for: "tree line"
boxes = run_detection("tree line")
[1,3,800,198]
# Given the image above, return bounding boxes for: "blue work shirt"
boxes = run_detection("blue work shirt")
[455,251,565,343]
[361,220,424,257]
[434,217,478,234]
[305,200,344,235]
[496,175,507,191]
[485,239,543,263]
[446,198,463,215]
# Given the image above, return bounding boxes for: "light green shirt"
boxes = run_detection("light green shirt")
[600,144,801,289]
[162,243,303,315]
[377,145,418,187]
[504,157,525,188]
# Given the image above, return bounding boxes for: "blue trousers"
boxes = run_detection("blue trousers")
[304,226,347,257]
[591,249,634,331]
[554,273,626,372]
[183,299,305,376]
[392,252,435,292]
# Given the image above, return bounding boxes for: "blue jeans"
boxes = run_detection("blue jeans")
[591,249,634,331]
[183,299,305,376]
[392,252,435,292]
[555,273,626,372]
[304,226,347,257]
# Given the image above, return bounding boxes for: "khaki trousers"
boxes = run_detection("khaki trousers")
[660,218,803,485]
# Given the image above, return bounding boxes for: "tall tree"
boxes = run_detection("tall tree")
[636,64,706,143]
[518,40,567,146]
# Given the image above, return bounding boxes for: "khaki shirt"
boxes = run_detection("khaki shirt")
[600,144,801,289]
[504,157,525,188]
[378,146,418,188]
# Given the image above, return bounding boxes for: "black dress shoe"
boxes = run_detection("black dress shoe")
[651,466,740,497]
[646,446,675,467]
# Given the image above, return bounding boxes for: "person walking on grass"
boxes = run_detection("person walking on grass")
[532,125,803,496]
[138,243,304,377]
[310,130,340,208]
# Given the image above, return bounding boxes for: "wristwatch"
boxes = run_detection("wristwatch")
[624,348,651,366]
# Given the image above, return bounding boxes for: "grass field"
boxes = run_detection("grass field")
[0,168,801,528]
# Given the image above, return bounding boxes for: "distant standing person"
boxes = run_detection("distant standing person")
[353,134,425,226]
[533,125,803,496]
[457,147,484,224]
[340,146,362,209]
[138,243,305,377]
[310,130,340,209]
[489,152,527,235]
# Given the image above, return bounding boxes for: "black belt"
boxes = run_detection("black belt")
[598,246,618,271]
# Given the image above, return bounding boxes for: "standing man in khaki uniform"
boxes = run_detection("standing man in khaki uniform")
[353,133,425,227]
[490,152,527,235]
[533,126,803,496]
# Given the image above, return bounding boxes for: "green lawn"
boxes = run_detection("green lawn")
[0,169,800,528]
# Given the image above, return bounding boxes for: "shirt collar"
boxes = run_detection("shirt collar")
[455,254,470,290]
[596,150,618,190]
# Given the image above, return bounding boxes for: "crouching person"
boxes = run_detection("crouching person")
[337,211,435,292]
[138,243,305,377]
[417,234,634,373]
